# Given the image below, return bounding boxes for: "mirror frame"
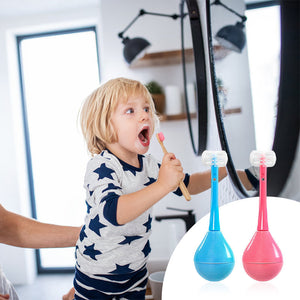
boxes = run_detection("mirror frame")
[206,0,300,197]
[268,0,299,195]
[181,0,208,155]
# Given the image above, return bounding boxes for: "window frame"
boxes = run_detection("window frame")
[16,26,100,274]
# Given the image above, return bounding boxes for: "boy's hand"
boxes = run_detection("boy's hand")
[0,294,10,300]
[157,153,184,192]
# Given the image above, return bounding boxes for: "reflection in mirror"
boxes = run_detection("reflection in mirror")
[212,0,247,53]
[208,0,257,197]
[207,0,299,198]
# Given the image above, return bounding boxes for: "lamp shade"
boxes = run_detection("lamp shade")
[215,22,246,53]
[122,37,151,64]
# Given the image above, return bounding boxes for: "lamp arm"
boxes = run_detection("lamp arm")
[139,9,181,20]
[118,10,144,39]
[118,9,185,39]
[211,0,247,22]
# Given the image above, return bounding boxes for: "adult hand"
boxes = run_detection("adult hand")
[0,294,10,300]
[62,287,75,300]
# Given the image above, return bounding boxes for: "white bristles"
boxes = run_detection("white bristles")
[202,150,228,167]
[250,150,276,167]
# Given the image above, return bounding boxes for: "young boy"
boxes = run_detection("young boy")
[73,77,228,299]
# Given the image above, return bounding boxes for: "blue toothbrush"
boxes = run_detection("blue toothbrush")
[194,150,235,281]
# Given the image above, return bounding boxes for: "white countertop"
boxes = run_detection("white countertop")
[163,197,300,300]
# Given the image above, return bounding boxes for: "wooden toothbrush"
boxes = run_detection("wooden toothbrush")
[156,132,191,201]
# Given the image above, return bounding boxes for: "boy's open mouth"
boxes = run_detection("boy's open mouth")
[138,127,150,147]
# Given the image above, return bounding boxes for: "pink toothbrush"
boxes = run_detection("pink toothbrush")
[156,132,191,201]
[242,150,283,281]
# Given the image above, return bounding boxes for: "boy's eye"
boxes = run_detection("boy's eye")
[125,108,134,114]
[144,107,150,113]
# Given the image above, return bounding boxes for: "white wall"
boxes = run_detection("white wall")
[98,0,187,88]
[0,0,255,285]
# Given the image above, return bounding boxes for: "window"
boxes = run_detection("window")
[17,27,100,272]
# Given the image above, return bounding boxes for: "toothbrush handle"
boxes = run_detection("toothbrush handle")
[157,138,168,155]
[179,181,191,201]
[156,136,191,201]
[258,164,269,231]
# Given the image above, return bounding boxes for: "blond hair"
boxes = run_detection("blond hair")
[80,77,159,155]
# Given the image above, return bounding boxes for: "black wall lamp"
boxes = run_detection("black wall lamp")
[118,9,184,64]
[211,0,247,53]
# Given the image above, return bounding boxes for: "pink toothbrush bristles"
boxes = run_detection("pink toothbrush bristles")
[157,132,165,142]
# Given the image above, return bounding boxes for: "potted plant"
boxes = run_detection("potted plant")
[145,81,165,115]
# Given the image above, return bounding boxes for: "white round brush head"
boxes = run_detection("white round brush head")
[250,150,276,167]
[202,150,228,167]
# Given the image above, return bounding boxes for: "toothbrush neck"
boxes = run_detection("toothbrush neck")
[209,164,220,231]
[258,164,269,231]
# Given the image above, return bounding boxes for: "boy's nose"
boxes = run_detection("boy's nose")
[139,110,149,121]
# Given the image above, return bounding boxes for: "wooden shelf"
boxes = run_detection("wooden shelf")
[129,45,229,68]
[159,112,196,121]
[223,107,242,115]
[129,49,194,68]
[213,44,231,60]
[157,109,240,121]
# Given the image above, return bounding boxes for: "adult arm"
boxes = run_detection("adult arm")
[0,204,81,248]
[188,167,255,194]
[187,167,228,195]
